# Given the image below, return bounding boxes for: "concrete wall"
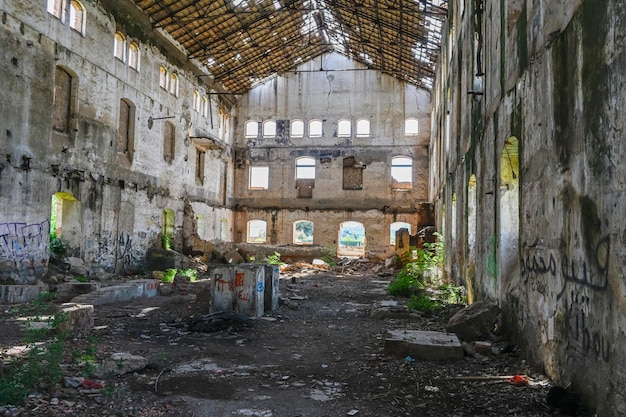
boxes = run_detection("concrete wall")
[431,0,626,414]
[233,53,433,259]
[0,0,235,282]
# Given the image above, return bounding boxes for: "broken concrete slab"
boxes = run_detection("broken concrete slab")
[446,301,501,341]
[98,352,148,376]
[384,330,464,360]
[70,279,160,306]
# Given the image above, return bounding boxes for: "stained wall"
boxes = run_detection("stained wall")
[431,0,626,414]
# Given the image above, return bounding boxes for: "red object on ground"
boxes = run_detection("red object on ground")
[509,375,529,386]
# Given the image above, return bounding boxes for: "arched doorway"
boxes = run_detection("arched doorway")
[337,221,365,257]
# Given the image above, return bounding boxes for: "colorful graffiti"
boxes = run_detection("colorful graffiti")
[0,220,50,280]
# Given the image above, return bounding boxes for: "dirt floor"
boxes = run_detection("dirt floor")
[1,264,573,417]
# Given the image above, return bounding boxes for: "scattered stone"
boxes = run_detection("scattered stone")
[68,257,88,276]
[223,250,245,264]
[474,340,493,356]
[446,301,501,341]
[311,259,330,270]
[98,352,148,376]
[370,300,410,319]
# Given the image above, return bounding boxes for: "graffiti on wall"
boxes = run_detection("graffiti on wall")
[521,235,611,362]
[0,220,50,268]
[98,231,144,272]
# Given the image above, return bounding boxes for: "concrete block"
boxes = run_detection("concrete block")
[384,330,464,360]
[234,264,264,318]
[58,303,94,336]
[70,279,160,306]
[264,265,279,312]
[370,300,410,319]
[210,265,236,312]
[0,283,48,304]
[210,264,265,317]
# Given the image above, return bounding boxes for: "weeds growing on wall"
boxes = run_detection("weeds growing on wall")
[49,233,67,256]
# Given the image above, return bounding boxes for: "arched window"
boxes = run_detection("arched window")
[291,119,304,138]
[391,156,412,190]
[159,66,168,89]
[169,73,179,96]
[390,222,411,245]
[193,90,201,112]
[128,42,140,70]
[249,166,269,190]
[338,221,365,257]
[201,96,208,118]
[247,220,267,243]
[405,118,419,135]
[337,119,351,137]
[356,119,370,137]
[263,120,276,137]
[245,121,258,138]
[308,119,322,137]
[296,157,315,179]
[69,1,85,34]
[114,32,126,61]
[293,220,314,244]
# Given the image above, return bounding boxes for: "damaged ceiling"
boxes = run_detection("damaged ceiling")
[132,0,448,95]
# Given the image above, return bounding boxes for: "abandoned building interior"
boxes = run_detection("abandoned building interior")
[0,0,625,414]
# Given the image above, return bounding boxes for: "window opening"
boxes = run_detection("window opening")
[196,148,205,184]
[337,221,365,257]
[263,120,276,137]
[50,192,81,249]
[159,66,168,89]
[294,220,314,244]
[114,32,126,61]
[337,119,351,137]
[291,120,304,138]
[162,209,175,249]
[169,73,179,96]
[201,96,208,118]
[220,218,229,241]
[342,156,363,190]
[391,156,412,190]
[390,222,411,245]
[196,215,205,239]
[117,99,135,160]
[53,67,72,133]
[163,121,175,162]
[308,120,322,137]
[405,118,419,135]
[128,42,140,70]
[47,0,65,20]
[296,156,315,198]
[69,1,85,34]
[249,166,269,190]
[356,119,370,137]
[247,220,267,243]
[245,121,258,138]
[193,90,201,112]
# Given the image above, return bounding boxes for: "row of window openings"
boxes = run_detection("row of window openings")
[114,33,140,71]
[245,118,419,139]
[249,156,413,191]
[47,0,85,34]
[247,220,411,245]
